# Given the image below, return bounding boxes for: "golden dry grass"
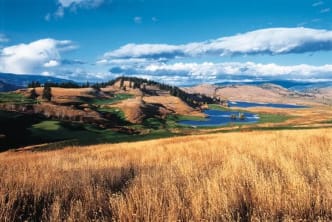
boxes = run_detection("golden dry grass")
[143,95,204,117]
[1,129,332,221]
[34,87,95,98]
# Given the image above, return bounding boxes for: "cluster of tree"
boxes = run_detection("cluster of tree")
[28,81,42,88]
[28,85,52,102]
[28,81,91,89]
[94,76,224,108]
[27,76,225,107]
[42,85,52,101]
[230,113,246,120]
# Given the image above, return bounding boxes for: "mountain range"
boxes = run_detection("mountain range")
[0,73,74,92]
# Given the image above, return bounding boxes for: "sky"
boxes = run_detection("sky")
[1,0,332,85]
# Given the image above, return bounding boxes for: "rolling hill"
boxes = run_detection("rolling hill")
[0,77,221,149]
[182,83,323,105]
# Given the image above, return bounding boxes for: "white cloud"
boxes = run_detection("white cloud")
[58,0,104,8]
[143,62,332,77]
[44,60,60,67]
[108,61,332,84]
[54,7,65,18]
[103,27,332,61]
[134,16,142,24]
[0,34,9,43]
[0,38,76,74]
[320,8,330,13]
[44,13,51,21]
[312,1,324,7]
[49,0,105,19]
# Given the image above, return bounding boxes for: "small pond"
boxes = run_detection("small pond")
[229,101,308,109]
[179,109,259,127]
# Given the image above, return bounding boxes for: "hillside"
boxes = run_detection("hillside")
[183,83,319,105]
[2,76,332,150]
[0,77,219,149]
[305,87,332,104]
[1,128,331,221]
[0,80,20,92]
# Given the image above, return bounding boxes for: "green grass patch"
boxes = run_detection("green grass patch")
[208,104,231,111]
[258,113,291,124]
[322,119,332,124]
[0,92,35,105]
[82,93,133,105]
[29,119,177,148]
[97,107,126,120]
[209,103,292,124]
[165,115,207,129]
[32,121,61,131]
[142,118,165,129]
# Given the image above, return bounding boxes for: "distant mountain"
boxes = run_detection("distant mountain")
[215,79,332,91]
[0,73,75,89]
[0,80,21,92]
[182,82,320,104]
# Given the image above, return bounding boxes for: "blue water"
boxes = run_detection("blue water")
[179,109,259,127]
[229,101,308,108]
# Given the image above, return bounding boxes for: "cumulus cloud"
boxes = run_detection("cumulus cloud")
[108,61,332,85]
[0,38,77,74]
[103,27,332,61]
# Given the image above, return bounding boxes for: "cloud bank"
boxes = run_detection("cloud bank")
[107,61,332,85]
[0,38,77,74]
[103,27,332,61]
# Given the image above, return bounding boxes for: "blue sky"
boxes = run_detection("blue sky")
[1,0,332,85]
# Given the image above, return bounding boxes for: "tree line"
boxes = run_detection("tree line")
[27,76,225,107]
[28,81,90,89]
[102,76,224,108]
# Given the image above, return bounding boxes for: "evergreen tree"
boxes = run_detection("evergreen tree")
[119,77,124,88]
[29,88,38,100]
[42,85,52,101]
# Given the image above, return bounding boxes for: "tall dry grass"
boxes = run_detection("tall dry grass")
[1,129,332,221]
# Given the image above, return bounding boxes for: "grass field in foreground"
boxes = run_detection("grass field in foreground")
[0,128,331,221]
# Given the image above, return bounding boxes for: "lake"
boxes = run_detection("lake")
[229,101,308,108]
[179,109,259,127]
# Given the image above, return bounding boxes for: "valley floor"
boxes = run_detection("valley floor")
[1,128,332,221]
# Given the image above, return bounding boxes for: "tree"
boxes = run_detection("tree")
[42,85,52,101]
[92,84,100,91]
[119,77,124,88]
[29,88,38,100]
[28,81,41,88]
